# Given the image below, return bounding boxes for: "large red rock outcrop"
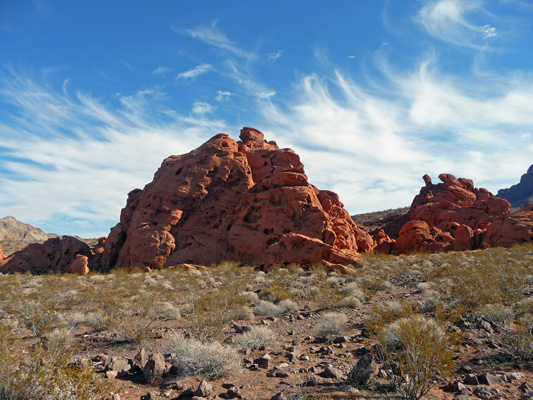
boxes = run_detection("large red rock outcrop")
[394,173,533,254]
[104,127,372,270]
[0,236,92,274]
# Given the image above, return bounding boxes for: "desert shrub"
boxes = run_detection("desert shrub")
[480,304,514,330]
[259,285,291,303]
[377,315,454,400]
[500,315,533,362]
[340,282,366,302]
[415,282,435,293]
[165,333,240,379]
[419,290,441,312]
[240,291,259,304]
[340,295,362,309]
[316,312,348,338]
[254,299,298,317]
[365,301,415,336]
[234,326,277,351]
[325,276,344,287]
[10,299,59,339]
[183,287,247,342]
[0,322,108,400]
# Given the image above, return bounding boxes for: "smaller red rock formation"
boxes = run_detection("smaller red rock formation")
[395,173,533,254]
[394,220,454,254]
[372,229,394,254]
[0,236,91,274]
[69,254,90,275]
[0,245,4,260]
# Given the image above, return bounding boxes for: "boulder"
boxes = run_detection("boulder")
[104,127,371,270]
[0,236,91,274]
[143,353,165,383]
[69,254,90,275]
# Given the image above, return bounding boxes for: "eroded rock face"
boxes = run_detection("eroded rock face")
[104,127,371,269]
[0,236,91,274]
[394,173,533,254]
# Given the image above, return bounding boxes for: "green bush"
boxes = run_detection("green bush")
[377,315,454,400]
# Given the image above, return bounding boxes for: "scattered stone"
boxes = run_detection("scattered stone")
[473,386,501,399]
[143,353,165,383]
[477,373,502,386]
[194,380,213,397]
[105,357,131,373]
[105,370,118,380]
[111,395,121,400]
[453,395,471,400]
[267,368,290,378]
[225,385,242,399]
[333,336,348,343]
[270,392,288,400]
[463,374,479,386]
[318,364,345,380]
[257,354,271,369]
[132,348,148,372]
[354,346,369,356]
[347,353,378,387]
[160,377,185,390]
[140,391,160,400]
[508,372,524,382]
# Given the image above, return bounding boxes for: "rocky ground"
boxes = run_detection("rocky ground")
[1,245,532,400]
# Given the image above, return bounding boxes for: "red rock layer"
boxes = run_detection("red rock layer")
[394,173,533,254]
[0,245,4,260]
[0,236,91,274]
[104,127,372,270]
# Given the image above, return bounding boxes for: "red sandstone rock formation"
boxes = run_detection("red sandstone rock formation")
[0,236,91,274]
[0,245,4,260]
[69,254,90,275]
[104,127,372,270]
[394,173,533,254]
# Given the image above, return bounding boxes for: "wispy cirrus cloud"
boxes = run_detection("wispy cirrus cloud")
[416,0,499,49]
[268,50,283,60]
[261,55,533,213]
[0,69,226,236]
[176,63,211,80]
[153,66,172,75]
[175,21,254,59]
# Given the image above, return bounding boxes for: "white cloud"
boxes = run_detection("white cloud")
[268,50,283,60]
[0,71,226,236]
[176,64,211,80]
[260,58,533,214]
[482,24,497,39]
[416,0,497,49]
[215,90,232,101]
[153,66,172,75]
[175,21,253,59]
[191,102,213,114]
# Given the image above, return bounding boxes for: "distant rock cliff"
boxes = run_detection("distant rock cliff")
[497,164,533,209]
[0,216,57,257]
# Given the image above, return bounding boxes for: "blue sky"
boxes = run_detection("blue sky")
[1,0,532,237]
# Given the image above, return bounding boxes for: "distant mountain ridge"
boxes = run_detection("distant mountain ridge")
[0,216,58,256]
[497,164,533,210]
